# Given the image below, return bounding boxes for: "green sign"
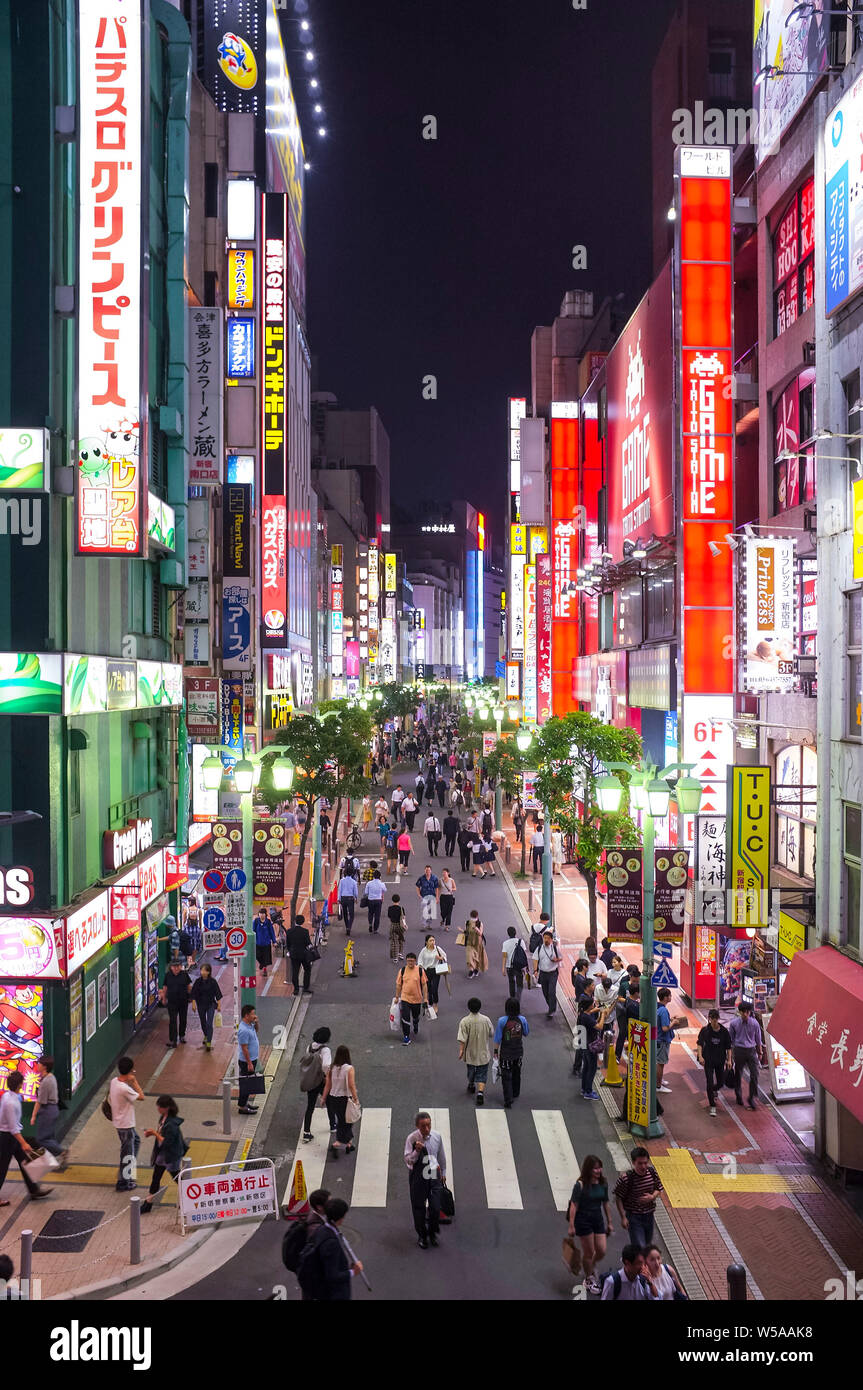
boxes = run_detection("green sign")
[0,653,62,713]
[0,429,49,491]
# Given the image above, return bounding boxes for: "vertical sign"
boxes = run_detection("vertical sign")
[220,676,244,769]
[330,544,344,681]
[551,415,580,716]
[853,479,863,580]
[76,0,144,556]
[605,848,643,942]
[536,552,552,725]
[728,765,771,927]
[222,483,251,577]
[523,563,537,723]
[228,248,254,309]
[509,397,527,501]
[261,193,287,648]
[740,537,795,692]
[187,308,223,484]
[384,552,397,593]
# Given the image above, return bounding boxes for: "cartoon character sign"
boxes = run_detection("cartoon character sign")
[0,986,43,1102]
[217,31,258,90]
[76,421,142,554]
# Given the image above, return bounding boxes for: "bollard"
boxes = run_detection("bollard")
[727,1263,747,1300]
[19,1229,33,1288]
[505,843,511,865]
[528,885,534,912]
[130,1196,142,1265]
[223,1079,232,1135]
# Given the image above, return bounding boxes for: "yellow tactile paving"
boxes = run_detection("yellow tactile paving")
[651,1148,820,1208]
[1,1139,231,1206]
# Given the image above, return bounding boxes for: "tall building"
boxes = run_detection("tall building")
[392,501,488,686]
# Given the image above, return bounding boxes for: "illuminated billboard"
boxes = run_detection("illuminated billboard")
[202,1,265,114]
[76,0,144,557]
[550,415,579,715]
[265,2,306,243]
[825,75,863,316]
[754,0,828,165]
[261,194,287,649]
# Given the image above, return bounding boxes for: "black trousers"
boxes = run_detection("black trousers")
[437,790,446,807]
[405,812,417,831]
[734,1047,759,1102]
[410,1174,442,1238]
[401,1000,421,1039]
[507,966,524,1000]
[500,1056,523,1105]
[439,894,455,926]
[458,846,472,872]
[426,970,440,1006]
[340,898,355,932]
[427,834,441,856]
[444,834,456,856]
[303,1082,337,1134]
[0,1131,40,1195]
[367,900,382,932]
[238,1058,257,1109]
[290,954,311,992]
[167,999,188,1043]
[531,846,544,873]
[705,1059,725,1107]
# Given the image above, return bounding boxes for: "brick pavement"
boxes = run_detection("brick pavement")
[497,806,863,1300]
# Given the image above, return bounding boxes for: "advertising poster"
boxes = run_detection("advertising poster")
[536,552,552,725]
[482,732,497,758]
[755,0,829,165]
[212,821,244,877]
[134,948,143,1019]
[626,1018,649,1129]
[221,676,244,770]
[605,847,643,942]
[109,956,120,1014]
[728,766,771,927]
[653,849,690,944]
[222,579,252,671]
[187,307,223,484]
[741,538,795,692]
[0,986,44,1100]
[718,935,752,1008]
[85,979,97,1040]
[252,821,287,903]
[186,677,220,739]
[0,917,65,981]
[522,771,540,812]
[70,974,83,1091]
[97,968,108,1027]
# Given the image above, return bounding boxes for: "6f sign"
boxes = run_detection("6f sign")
[727,765,771,927]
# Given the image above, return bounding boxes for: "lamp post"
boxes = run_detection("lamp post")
[492,702,505,831]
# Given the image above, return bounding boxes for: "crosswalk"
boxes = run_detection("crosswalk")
[282,1106,585,1215]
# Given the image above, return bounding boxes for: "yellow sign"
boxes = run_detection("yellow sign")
[529,527,548,562]
[854,480,863,580]
[385,552,397,593]
[511,524,527,556]
[778,910,805,961]
[228,249,254,309]
[728,765,771,926]
[626,1018,650,1128]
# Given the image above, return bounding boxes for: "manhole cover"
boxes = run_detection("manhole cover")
[202,1120,217,1127]
[703,1152,733,1165]
[32,1208,105,1253]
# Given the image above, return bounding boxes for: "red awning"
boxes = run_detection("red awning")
[767,945,863,1124]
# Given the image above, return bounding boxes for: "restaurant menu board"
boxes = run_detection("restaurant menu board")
[211,820,244,875]
[654,849,690,944]
[70,974,83,1091]
[253,821,287,903]
[605,848,643,942]
[766,1033,813,1103]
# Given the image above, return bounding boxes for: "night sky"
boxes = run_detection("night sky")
[298,0,680,537]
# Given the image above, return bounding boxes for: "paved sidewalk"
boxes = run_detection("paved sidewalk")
[498,807,863,1300]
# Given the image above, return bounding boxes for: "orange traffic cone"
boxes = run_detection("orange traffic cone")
[602,1043,624,1088]
[285,1159,310,1220]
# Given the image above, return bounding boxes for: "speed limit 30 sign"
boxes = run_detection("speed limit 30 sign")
[225,927,247,956]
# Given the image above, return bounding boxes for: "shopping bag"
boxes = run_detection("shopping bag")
[21,1148,60,1184]
[455,931,466,946]
[492,1057,501,1084]
[213,1010,223,1029]
[388,998,401,1033]
[425,1004,438,1020]
[345,1098,362,1124]
[562,1235,582,1276]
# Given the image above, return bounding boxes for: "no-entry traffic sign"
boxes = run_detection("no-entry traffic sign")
[226,926,247,955]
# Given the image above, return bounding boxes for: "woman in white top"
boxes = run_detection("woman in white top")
[417,934,447,1008]
[302,1026,333,1142]
[321,1045,359,1156]
[439,869,457,930]
[643,1244,686,1300]
[550,827,564,874]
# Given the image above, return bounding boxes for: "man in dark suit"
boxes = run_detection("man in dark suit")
[285,914,313,995]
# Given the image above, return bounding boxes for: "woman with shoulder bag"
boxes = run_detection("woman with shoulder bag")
[577,992,603,1100]
[141,1096,188,1213]
[417,934,447,1009]
[439,868,457,929]
[464,911,489,979]
[567,1154,612,1295]
[190,963,222,1051]
[643,1243,688,1300]
[321,1046,358,1156]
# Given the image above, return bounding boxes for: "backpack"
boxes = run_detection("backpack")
[500,1016,524,1058]
[299,1045,325,1093]
[599,1269,652,1300]
[511,940,528,971]
[282,1218,310,1272]
[528,927,545,954]
[297,1229,326,1299]
[482,812,492,836]
[342,856,359,878]
[179,929,194,957]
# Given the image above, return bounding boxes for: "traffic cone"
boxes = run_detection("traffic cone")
[285,1159,310,1220]
[602,1044,624,1088]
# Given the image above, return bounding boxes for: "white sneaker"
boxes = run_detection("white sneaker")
[658,1083,672,1093]
[709,1106,717,1116]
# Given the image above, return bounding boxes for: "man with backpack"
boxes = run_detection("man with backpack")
[282,1187,330,1286]
[296,1197,363,1299]
[501,925,528,1001]
[338,869,360,934]
[493,997,530,1107]
[614,1147,665,1249]
[600,1244,659,1301]
[300,1027,333,1142]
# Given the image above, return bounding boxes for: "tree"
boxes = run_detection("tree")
[532,712,642,936]
[257,702,372,924]
[484,740,531,875]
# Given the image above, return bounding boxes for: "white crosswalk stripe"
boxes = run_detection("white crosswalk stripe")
[418,1106,454,1199]
[531,1109,579,1211]
[476,1109,523,1210]
[350,1107,391,1207]
[282,1106,331,1211]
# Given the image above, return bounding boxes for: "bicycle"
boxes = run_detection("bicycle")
[345,824,362,853]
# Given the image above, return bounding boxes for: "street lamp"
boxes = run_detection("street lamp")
[201,753,224,792]
[515,728,532,754]
[492,703,505,830]
[271,753,295,793]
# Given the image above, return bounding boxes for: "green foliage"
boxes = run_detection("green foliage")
[532,712,642,870]
[484,741,529,799]
[256,702,372,813]
[374,683,417,723]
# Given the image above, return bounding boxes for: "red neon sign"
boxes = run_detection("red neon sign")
[550,417,580,716]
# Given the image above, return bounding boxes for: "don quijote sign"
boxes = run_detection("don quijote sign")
[103,817,153,874]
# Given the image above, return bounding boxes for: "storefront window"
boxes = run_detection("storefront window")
[774,744,816,879]
[645,568,675,640]
[773,369,816,513]
[844,803,861,952]
[773,177,815,339]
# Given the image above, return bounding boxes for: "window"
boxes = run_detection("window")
[844,803,861,952]
[204,162,219,219]
[614,577,643,647]
[69,748,81,816]
[848,591,862,738]
[773,367,816,512]
[645,568,675,640]
[774,745,816,879]
[844,370,861,471]
[773,178,815,339]
[707,42,736,101]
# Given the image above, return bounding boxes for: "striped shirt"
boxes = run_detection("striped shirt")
[614,1165,664,1214]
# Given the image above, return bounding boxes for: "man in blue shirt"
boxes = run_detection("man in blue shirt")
[338,872,359,934]
[365,870,387,934]
[253,906,276,979]
[656,987,676,1093]
[237,1004,261,1115]
[729,1001,766,1110]
[493,998,530,1108]
[415,866,440,924]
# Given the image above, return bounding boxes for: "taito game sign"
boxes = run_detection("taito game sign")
[76,0,144,557]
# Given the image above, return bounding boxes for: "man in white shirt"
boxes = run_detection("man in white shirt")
[404,1112,448,1249]
[109,1056,145,1191]
[402,794,418,831]
[391,785,405,813]
[531,824,545,875]
[501,925,528,1000]
[0,1070,52,1203]
[533,929,562,1017]
[365,870,387,934]
[424,812,442,857]
[601,1244,659,1301]
[594,972,619,1026]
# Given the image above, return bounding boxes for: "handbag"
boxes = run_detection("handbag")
[435,961,450,974]
[238,1073,266,1098]
[425,1004,438,1020]
[562,1234,582,1276]
[305,944,321,965]
[213,1010,223,1029]
[588,1035,605,1054]
[455,931,466,946]
[345,1097,362,1124]
[439,1183,455,1219]
[360,895,369,909]
[101,1092,113,1121]
[724,1065,737,1088]
[21,1147,60,1183]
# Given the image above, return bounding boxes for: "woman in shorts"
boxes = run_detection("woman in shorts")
[567,1154,612,1296]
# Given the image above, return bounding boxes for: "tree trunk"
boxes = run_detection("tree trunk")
[290,802,315,927]
[520,826,527,877]
[333,793,343,850]
[578,860,598,938]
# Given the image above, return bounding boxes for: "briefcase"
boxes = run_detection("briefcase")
[238,1073,266,1101]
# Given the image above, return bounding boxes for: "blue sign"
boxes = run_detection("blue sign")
[227,317,255,377]
[223,581,252,671]
[203,906,225,931]
[495,660,505,677]
[653,941,673,958]
[227,454,255,487]
[221,675,244,772]
[651,959,679,988]
[225,868,247,893]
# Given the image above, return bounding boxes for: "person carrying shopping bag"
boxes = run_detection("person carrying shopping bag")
[141,1096,188,1213]
[464,910,489,979]
[417,934,447,1010]
[321,1046,358,1156]
[395,953,428,1046]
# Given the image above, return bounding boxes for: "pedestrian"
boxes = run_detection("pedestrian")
[415,864,440,924]
[253,906,276,980]
[471,835,487,878]
[457,823,473,873]
[387,893,407,961]
[600,1244,659,1301]
[501,925,529,1001]
[415,772,425,802]
[594,972,619,1032]
[190,963,222,1051]
[577,985,602,1099]
[656,986,684,1093]
[338,868,360,934]
[384,824,399,874]
[0,1070,54,1205]
[391,784,405,820]
[614,1146,665,1248]
[438,867,457,929]
[300,1026,334,1142]
[567,1154,613,1295]
[550,825,564,874]
[397,827,412,871]
[493,997,530,1108]
[571,958,590,998]
[364,869,386,934]
[482,835,497,876]
[321,1045,358,1155]
[729,1001,766,1110]
[319,807,331,848]
[583,938,604,980]
[297,1197,364,1300]
[404,1112,447,1248]
[402,793,418,831]
[436,775,447,808]
[237,1004,261,1115]
[108,1056,144,1192]
[285,913,314,995]
[600,937,616,969]
[417,934,447,1009]
[424,810,442,856]
[457,996,494,1105]
[442,811,459,858]
[374,795,389,824]
[617,981,641,1062]
[30,1057,68,1169]
[530,822,545,875]
[361,794,373,828]
[608,953,628,990]
[532,928,562,1017]
[140,1095,187,1213]
[395,952,429,1045]
[464,910,489,978]
[643,1244,687,1300]
[426,775,436,805]
[696,1008,733,1116]
[160,958,192,1047]
[512,799,524,843]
